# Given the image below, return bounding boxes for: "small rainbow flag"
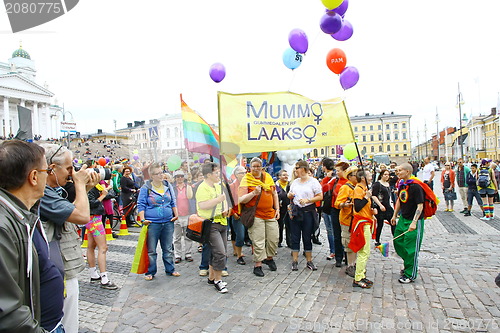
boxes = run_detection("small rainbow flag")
[375,242,389,257]
[181,95,220,157]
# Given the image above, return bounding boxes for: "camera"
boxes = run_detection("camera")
[73,163,111,180]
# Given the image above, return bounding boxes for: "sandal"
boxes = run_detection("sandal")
[168,272,181,277]
[144,275,154,281]
[353,279,372,289]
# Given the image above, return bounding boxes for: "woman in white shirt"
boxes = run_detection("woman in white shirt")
[288,160,323,271]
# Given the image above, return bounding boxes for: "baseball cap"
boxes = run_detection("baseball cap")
[481,159,492,165]
[173,170,185,177]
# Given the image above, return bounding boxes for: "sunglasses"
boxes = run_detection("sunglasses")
[49,145,63,165]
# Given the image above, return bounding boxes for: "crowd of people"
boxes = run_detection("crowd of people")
[1,138,499,332]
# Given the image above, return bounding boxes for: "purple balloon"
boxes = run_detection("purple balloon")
[320,11,342,35]
[105,157,110,163]
[333,0,348,16]
[288,28,308,54]
[331,20,353,41]
[339,66,359,90]
[209,63,226,83]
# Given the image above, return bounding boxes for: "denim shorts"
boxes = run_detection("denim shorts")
[478,188,496,197]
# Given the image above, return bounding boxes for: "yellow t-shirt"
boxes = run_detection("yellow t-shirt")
[196,181,227,226]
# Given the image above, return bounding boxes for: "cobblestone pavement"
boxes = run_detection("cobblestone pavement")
[78,173,500,332]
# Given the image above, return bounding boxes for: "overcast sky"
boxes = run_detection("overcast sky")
[1,0,499,144]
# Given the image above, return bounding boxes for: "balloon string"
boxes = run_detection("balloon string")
[287,71,297,92]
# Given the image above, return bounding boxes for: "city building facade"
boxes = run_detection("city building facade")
[0,45,63,139]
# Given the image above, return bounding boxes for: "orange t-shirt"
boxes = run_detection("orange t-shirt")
[353,183,373,220]
[238,173,276,220]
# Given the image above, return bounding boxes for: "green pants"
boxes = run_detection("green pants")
[393,216,424,280]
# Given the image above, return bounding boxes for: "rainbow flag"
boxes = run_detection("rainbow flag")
[181,95,220,157]
[375,242,389,257]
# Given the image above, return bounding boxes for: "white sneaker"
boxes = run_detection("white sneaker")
[480,216,491,221]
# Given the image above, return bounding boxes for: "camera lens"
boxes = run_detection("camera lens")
[93,167,112,181]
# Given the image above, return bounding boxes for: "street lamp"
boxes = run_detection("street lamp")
[435,107,439,163]
[457,83,465,160]
[54,104,74,148]
[424,121,428,157]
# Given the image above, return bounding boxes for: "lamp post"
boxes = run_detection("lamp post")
[436,107,439,164]
[55,104,73,148]
[457,83,465,160]
[424,121,428,158]
[417,128,420,161]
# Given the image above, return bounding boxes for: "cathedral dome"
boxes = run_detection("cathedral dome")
[12,47,31,60]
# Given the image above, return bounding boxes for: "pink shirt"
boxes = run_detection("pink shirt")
[176,185,189,216]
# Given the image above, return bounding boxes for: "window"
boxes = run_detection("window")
[379,145,383,152]
[167,142,169,147]
[395,133,399,140]
[386,124,390,130]
[394,123,398,129]
[378,134,382,141]
[402,123,406,129]
[403,132,407,140]
[321,148,324,155]
[362,126,366,131]
[354,126,358,131]
[378,125,381,130]
[175,141,178,147]
[166,128,170,138]
[362,135,366,142]
[370,125,373,131]
[174,127,179,137]
[371,146,374,152]
[313,149,318,156]
[403,144,407,151]
[387,133,390,140]
[370,134,374,141]
[331,148,335,154]
[387,145,391,152]
[395,144,399,151]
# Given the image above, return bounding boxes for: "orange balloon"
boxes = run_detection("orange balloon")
[98,157,106,167]
[326,48,347,74]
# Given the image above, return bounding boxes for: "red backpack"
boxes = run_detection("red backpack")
[399,178,438,219]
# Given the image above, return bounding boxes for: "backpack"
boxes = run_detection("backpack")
[400,178,438,219]
[322,178,339,214]
[477,168,491,188]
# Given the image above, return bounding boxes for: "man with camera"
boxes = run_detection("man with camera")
[39,144,100,333]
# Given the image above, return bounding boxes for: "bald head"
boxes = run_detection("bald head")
[401,163,413,173]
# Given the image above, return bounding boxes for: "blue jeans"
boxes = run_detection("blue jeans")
[231,217,245,248]
[50,322,65,333]
[322,212,335,254]
[147,222,175,276]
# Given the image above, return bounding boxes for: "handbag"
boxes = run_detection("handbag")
[240,192,262,228]
[186,205,217,244]
[130,225,149,274]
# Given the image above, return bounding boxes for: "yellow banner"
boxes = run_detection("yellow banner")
[218,91,355,154]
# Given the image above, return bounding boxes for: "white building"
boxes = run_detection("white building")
[114,113,219,161]
[0,45,62,139]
